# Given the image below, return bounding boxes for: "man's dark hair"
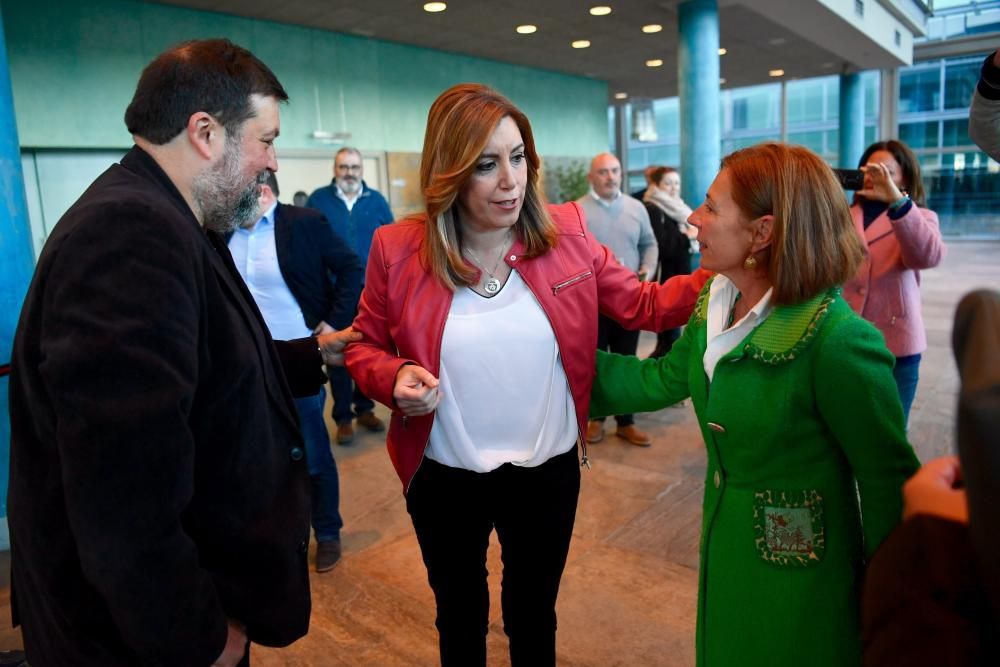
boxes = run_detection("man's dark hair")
[124,38,288,145]
[264,171,279,197]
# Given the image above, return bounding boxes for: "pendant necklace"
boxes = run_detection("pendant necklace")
[464,232,511,295]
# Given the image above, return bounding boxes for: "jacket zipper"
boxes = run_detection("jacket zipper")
[526,268,593,470]
[552,270,593,295]
[404,299,450,495]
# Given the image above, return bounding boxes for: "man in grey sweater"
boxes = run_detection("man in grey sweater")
[576,152,659,447]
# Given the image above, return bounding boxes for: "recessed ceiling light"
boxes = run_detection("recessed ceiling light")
[718,47,727,55]
[516,24,537,34]
[769,68,785,77]
[572,40,591,49]
[590,6,612,16]
[642,24,663,33]
[423,2,447,12]
[614,92,628,100]
[646,59,664,67]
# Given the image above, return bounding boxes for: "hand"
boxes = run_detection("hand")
[313,320,336,335]
[902,455,969,524]
[211,619,247,667]
[317,327,362,367]
[858,162,904,204]
[392,364,441,416]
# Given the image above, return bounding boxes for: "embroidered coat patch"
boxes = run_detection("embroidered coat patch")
[753,489,825,567]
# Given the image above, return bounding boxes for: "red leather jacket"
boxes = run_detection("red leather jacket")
[346,202,710,492]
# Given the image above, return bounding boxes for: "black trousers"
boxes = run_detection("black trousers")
[596,314,640,425]
[405,447,581,667]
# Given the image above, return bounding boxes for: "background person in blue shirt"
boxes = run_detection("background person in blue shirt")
[228,171,362,573]
[308,147,394,443]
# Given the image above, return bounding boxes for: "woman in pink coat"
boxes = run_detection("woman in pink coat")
[843,139,946,424]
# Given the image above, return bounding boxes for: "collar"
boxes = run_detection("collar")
[260,200,277,227]
[695,277,839,364]
[588,186,621,208]
[121,145,200,231]
[709,274,773,331]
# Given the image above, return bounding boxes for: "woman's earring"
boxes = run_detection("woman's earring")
[744,255,757,270]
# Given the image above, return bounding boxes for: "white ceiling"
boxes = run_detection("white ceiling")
[153,0,918,102]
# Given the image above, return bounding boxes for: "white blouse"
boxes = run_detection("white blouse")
[425,270,578,472]
[703,275,773,381]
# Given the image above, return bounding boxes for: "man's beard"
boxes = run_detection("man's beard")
[337,176,360,195]
[194,135,267,234]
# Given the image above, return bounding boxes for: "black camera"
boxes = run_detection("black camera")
[833,168,865,190]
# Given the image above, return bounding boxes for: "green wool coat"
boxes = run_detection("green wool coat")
[591,282,920,667]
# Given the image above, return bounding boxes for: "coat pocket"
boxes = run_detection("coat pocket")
[753,489,825,567]
[551,270,594,295]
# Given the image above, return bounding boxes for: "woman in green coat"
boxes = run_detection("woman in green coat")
[591,143,920,667]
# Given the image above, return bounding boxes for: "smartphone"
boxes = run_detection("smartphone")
[833,168,865,191]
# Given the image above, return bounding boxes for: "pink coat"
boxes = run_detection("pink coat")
[843,203,946,357]
[345,202,710,492]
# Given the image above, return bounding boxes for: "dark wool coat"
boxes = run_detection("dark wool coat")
[8,147,322,666]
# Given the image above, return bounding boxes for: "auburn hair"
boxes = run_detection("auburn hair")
[648,165,678,187]
[419,83,557,289]
[721,143,866,305]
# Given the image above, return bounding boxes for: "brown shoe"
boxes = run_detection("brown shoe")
[616,424,652,447]
[356,411,385,432]
[315,540,342,572]
[586,419,604,443]
[335,421,354,445]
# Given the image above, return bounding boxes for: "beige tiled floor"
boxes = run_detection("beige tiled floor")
[2,241,998,666]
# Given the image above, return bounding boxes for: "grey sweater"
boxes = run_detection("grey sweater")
[575,191,658,277]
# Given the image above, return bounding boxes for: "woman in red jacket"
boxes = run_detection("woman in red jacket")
[345,83,708,666]
[843,139,946,425]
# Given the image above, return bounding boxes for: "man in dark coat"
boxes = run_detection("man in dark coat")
[7,39,355,666]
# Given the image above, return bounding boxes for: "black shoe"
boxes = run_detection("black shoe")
[316,540,342,572]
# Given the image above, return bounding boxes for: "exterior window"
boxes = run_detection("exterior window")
[899,120,939,148]
[900,67,941,113]
[944,60,980,109]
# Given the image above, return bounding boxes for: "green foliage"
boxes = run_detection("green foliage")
[546,161,590,203]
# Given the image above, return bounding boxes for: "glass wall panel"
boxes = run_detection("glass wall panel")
[787,78,829,124]
[653,98,681,142]
[787,130,825,154]
[942,118,971,147]
[863,70,880,120]
[923,151,1000,236]
[899,67,941,113]
[864,125,877,147]
[899,120,939,148]
[944,60,980,110]
[726,84,780,131]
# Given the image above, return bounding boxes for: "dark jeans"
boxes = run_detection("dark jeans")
[327,364,375,425]
[596,314,640,426]
[406,447,581,667]
[293,387,343,542]
[893,353,921,427]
